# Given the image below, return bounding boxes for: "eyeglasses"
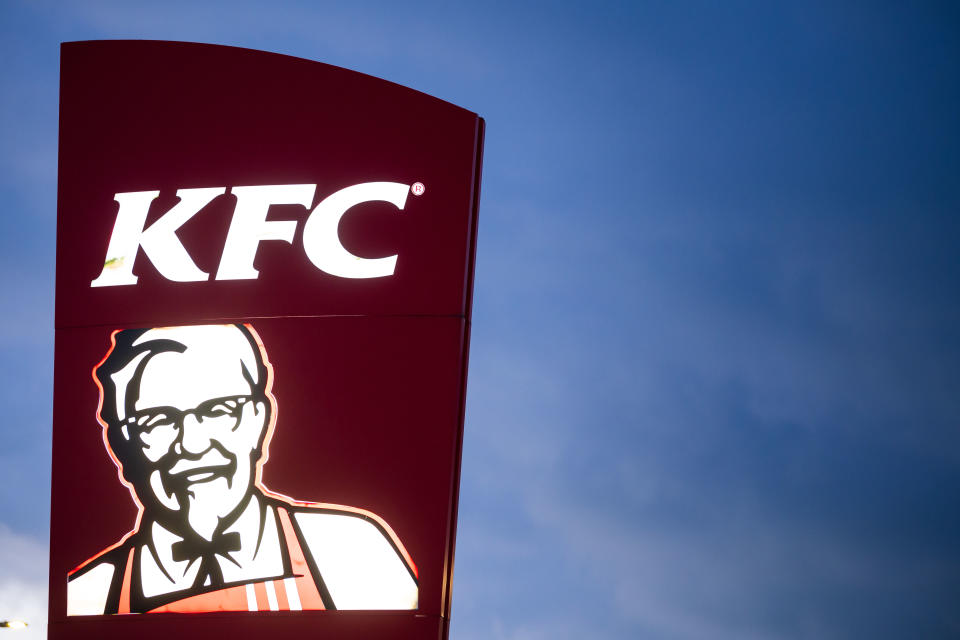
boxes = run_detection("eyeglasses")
[121,395,254,434]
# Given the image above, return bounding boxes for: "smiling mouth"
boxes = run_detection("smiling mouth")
[170,465,230,485]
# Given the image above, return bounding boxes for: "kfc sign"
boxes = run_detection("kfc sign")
[91,182,417,287]
[52,40,483,640]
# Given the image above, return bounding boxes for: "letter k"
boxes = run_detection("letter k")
[91,187,226,287]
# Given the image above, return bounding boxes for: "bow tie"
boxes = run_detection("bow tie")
[171,531,242,563]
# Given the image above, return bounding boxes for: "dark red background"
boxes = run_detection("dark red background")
[51,40,482,640]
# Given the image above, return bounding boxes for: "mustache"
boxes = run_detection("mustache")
[168,450,231,475]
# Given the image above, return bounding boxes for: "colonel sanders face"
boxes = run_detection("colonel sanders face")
[100,325,272,541]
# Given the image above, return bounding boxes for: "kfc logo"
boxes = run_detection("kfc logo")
[67,324,418,615]
[91,182,417,287]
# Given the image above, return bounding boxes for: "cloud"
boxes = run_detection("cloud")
[459,195,960,637]
[458,326,960,637]
[0,524,47,640]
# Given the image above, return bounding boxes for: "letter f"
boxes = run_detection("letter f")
[91,188,226,287]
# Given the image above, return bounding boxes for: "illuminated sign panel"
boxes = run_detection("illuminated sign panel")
[51,41,483,640]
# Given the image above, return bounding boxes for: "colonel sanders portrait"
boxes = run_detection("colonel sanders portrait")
[67,324,418,615]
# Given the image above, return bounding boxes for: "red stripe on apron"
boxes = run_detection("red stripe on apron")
[277,507,326,610]
[118,547,134,614]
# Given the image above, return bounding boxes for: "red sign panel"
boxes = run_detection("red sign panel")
[50,40,483,640]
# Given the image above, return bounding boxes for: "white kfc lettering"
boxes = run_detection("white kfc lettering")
[302,182,409,279]
[91,188,226,287]
[216,184,315,281]
[90,182,412,287]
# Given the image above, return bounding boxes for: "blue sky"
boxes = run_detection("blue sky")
[1,1,958,638]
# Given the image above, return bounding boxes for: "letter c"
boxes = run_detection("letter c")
[301,182,408,279]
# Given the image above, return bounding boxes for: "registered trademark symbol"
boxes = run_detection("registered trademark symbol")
[411,182,425,196]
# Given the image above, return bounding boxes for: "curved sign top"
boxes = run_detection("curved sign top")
[56,40,483,328]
